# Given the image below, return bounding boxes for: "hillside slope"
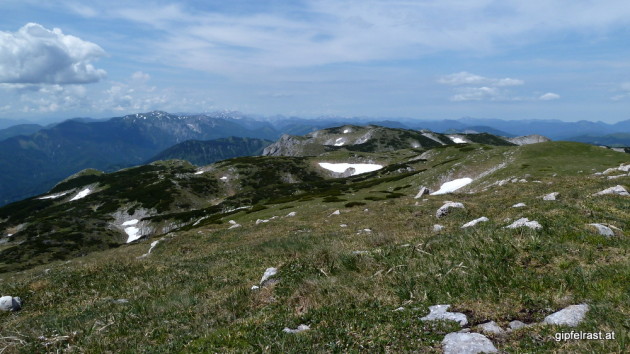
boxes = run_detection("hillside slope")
[0,138,628,352]
[147,137,273,165]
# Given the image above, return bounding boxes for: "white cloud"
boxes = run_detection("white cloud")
[0,23,106,84]
[97,0,630,77]
[438,72,525,101]
[539,92,560,100]
[451,87,501,102]
[438,72,524,87]
[611,82,630,100]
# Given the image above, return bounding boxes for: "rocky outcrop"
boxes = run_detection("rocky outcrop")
[506,134,551,145]
[420,304,468,326]
[436,202,465,218]
[262,134,312,156]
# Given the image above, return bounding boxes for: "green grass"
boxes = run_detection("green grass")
[0,141,629,352]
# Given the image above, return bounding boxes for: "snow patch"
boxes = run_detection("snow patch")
[430,178,473,195]
[448,136,467,144]
[125,227,141,243]
[38,191,69,200]
[334,137,345,146]
[194,171,204,175]
[318,162,383,176]
[70,188,92,201]
[343,128,351,134]
[122,219,139,226]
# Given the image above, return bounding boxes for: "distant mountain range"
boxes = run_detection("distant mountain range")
[0,111,279,205]
[0,111,629,205]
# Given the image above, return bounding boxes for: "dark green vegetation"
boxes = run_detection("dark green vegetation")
[147,137,273,165]
[0,127,628,352]
[0,111,279,206]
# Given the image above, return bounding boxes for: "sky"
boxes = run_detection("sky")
[1,0,630,123]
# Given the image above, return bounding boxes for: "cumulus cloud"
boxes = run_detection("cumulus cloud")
[0,23,106,85]
[438,72,525,101]
[539,92,560,100]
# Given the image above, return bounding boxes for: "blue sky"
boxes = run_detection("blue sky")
[1,0,630,123]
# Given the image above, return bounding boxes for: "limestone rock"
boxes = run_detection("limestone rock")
[461,217,489,228]
[436,202,465,218]
[260,267,278,286]
[329,210,341,216]
[433,224,444,232]
[512,203,526,208]
[283,324,310,334]
[442,332,498,354]
[593,185,629,196]
[542,192,559,201]
[543,304,589,327]
[414,186,430,199]
[586,223,614,237]
[0,296,22,311]
[286,212,297,217]
[420,304,468,326]
[504,218,542,230]
[478,321,505,335]
[508,320,529,330]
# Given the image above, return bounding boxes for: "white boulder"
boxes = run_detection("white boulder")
[0,296,22,311]
[478,321,505,335]
[504,218,542,230]
[587,223,615,237]
[542,192,559,201]
[543,304,589,327]
[436,202,465,218]
[442,332,498,354]
[420,304,468,326]
[461,217,489,228]
[593,185,629,196]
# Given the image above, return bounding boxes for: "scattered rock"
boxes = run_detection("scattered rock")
[586,223,615,237]
[255,219,269,225]
[0,296,22,311]
[442,332,498,354]
[352,250,369,255]
[420,304,468,326]
[394,307,405,312]
[433,224,444,232]
[542,192,559,201]
[329,210,341,216]
[112,299,129,304]
[461,217,489,228]
[283,324,310,334]
[260,267,278,287]
[543,304,589,327]
[478,321,505,335]
[593,185,630,196]
[286,212,297,217]
[414,186,430,199]
[607,174,627,180]
[504,218,542,230]
[512,203,526,208]
[340,224,348,228]
[508,320,530,330]
[357,228,372,234]
[228,223,242,229]
[251,285,259,290]
[436,202,465,218]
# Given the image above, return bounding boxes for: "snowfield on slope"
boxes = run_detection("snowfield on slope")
[318,162,383,176]
[430,178,473,195]
[70,188,93,201]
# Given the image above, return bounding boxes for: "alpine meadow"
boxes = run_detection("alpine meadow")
[1,1,630,353]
